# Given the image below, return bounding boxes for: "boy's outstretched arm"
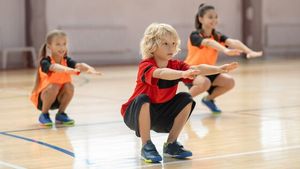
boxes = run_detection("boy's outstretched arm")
[225,39,263,59]
[153,68,201,80]
[190,62,239,76]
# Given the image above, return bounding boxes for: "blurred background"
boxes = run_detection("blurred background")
[0,0,300,69]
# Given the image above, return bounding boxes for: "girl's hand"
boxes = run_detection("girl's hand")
[246,51,263,59]
[182,69,201,79]
[224,48,242,56]
[219,62,239,73]
[86,67,102,75]
[65,68,81,75]
[76,63,102,75]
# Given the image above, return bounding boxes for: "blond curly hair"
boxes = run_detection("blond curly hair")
[140,23,181,59]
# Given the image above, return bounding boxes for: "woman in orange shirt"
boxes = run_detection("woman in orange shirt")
[185,4,263,114]
[31,30,101,126]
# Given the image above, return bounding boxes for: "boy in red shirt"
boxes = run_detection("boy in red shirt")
[121,23,238,163]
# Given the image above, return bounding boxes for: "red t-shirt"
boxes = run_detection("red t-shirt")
[120,58,192,116]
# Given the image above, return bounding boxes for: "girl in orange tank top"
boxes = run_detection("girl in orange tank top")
[31,29,101,126]
[184,4,263,115]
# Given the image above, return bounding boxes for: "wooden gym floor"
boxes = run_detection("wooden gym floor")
[0,58,300,169]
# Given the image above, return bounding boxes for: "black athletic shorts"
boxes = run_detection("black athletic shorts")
[123,92,196,137]
[37,93,60,111]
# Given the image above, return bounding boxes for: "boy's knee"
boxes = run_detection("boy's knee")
[136,94,150,104]
[177,92,196,110]
[177,92,193,101]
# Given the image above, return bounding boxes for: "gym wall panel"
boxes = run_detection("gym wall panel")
[45,0,242,65]
[0,0,26,69]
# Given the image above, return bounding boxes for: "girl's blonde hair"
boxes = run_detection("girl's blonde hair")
[140,23,181,59]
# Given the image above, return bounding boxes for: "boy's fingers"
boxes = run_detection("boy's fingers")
[191,70,201,75]
[230,62,239,67]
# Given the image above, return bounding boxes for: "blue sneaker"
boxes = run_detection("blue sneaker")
[55,112,74,125]
[141,140,162,163]
[201,97,222,115]
[163,141,192,159]
[39,113,53,126]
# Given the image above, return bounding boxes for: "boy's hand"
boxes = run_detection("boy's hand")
[219,62,239,73]
[224,48,242,56]
[246,51,263,59]
[182,69,201,79]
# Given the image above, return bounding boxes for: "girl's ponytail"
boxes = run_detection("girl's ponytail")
[39,43,47,59]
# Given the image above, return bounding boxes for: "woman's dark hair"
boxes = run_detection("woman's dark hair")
[195,4,218,40]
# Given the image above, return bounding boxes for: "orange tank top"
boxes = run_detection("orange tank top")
[184,34,225,66]
[30,56,73,108]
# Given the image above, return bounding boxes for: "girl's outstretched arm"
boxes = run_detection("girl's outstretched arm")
[75,63,102,75]
[191,32,241,56]
[201,39,242,56]
[225,39,263,58]
[49,63,80,74]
